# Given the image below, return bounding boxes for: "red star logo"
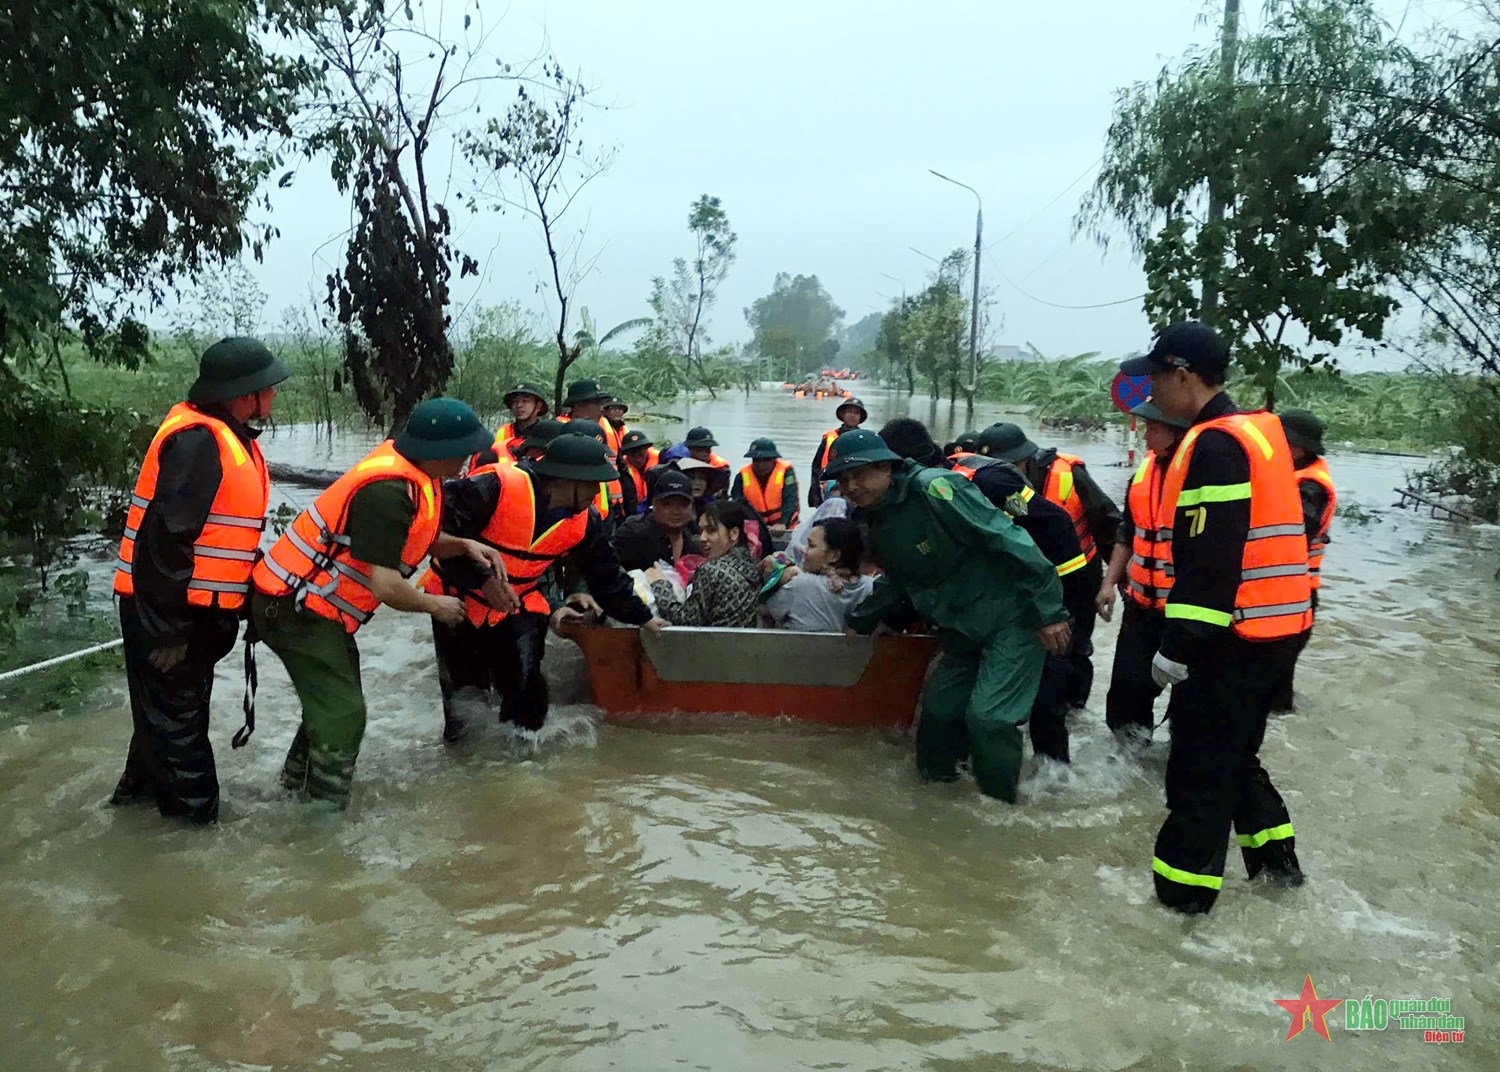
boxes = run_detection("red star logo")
[1275,975,1343,1041]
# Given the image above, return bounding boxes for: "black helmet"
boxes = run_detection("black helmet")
[188,338,291,404]
[976,422,1040,464]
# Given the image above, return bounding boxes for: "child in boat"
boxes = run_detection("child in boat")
[645,501,760,627]
[760,518,873,633]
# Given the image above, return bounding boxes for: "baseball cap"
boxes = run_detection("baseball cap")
[1120,321,1231,377]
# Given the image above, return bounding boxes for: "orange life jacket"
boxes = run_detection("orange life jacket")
[738,460,797,526]
[1042,453,1098,564]
[947,451,984,479]
[420,462,589,626]
[1296,457,1336,590]
[481,421,524,468]
[1125,452,1174,611]
[561,415,624,510]
[252,441,442,634]
[624,447,660,508]
[1160,412,1313,640]
[114,403,270,610]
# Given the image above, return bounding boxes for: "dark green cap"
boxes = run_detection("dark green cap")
[619,430,654,452]
[685,426,718,448]
[188,337,291,403]
[533,434,620,482]
[977,422,1039,463]
[744,437,780,460]
[519,418,568,452]
[820,428,903,478]
[1279,408,1325,457]
[564,378,612,406]
[562,421,606,443]
[836,397,869,422]
[602,397,629,414]
[393,398,492,461]
[1129,398,1190,430]
[503,382,550,414]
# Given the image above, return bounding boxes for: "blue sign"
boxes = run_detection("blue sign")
[1111,372,1152,415]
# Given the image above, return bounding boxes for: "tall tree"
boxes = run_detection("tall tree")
[464,63,613,413]
[1078,0,1423,406]
[647,194,737,393]
[0,0,353,373]
[744,273,844,381]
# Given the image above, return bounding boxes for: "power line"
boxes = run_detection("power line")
[990,155,1104,247]
[986,250,1144,310]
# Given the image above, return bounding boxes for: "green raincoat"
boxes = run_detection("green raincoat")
[847,461,1069,801]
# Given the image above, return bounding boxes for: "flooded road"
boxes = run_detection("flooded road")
[1,386,1496,1070]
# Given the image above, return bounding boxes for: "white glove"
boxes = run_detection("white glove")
[1151,651,1190,689]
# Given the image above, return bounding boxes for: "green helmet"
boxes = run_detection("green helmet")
[503,382,550,414]
[519,418,568,452]
[564,378,612,406]
[1279,409,1325,457]
[532,434,621,482]
[619,430,654,452]
[1129,398,1190,430]
[744,437,780,460]
[393,398,491,461]
[188,338,291,404]
[820,428,903,478]
[977,422,1039,463]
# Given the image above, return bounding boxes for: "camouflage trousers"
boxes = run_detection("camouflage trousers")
[250,593,366,809]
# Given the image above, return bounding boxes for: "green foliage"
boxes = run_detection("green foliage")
[1080,0,1422,405]
[0,0,354,367]
[745,273,845,381]
[648,195,738,392]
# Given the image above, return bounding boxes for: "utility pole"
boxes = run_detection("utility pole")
[879,273,907,390]
[1200,0,1240,326]
[929,170,983,411]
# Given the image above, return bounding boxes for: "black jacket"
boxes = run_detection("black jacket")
[614,512,703,573]
[1021,448,1122,560]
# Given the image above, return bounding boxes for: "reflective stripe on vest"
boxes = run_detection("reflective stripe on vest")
[1297,457,1337,590]
[738,460,793,526]
[1160,411,1313,640]
[1125,452,1173,611]
[420,462,589,626]
[113,403,270,610]
[1043,453,1097,564]
[251,441,441,633]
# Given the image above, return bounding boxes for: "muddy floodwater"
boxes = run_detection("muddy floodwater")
[1,386,1496,1070]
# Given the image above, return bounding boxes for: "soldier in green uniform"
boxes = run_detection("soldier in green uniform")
[828,430,1073,802]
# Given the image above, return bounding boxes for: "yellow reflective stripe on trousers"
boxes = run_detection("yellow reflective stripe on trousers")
[1237,823,1294,849]
[1174,482,1252,507]
[1164,602,1233,627]
[1056,553,1089,577]
[1152,857,1223,890]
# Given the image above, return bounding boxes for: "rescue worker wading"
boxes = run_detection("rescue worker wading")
[832,430,1072,803]
[880,417,1088,767]
[1270,408,1336,713]
[809,397,868,507]
[1120,321,1310,913]
[421,434,667,741]
[559,379,624,516]
[111,338,289,824]
[251,399,510,809]
[1095,398,1190,747]
[731,437,800,535]
[978,420,1120,709]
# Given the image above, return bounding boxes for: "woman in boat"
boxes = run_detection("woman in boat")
[760,518,873,633]
[645,500,760,628]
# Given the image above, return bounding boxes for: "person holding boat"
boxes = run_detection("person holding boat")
[251,399,510,809]
[828,429,1072,803]
[1121,321,1309,913]
[809,397,868,507]
[879,417,1088,767]
[978,422,1120,711]
[1095,398,1191,747]
[420,433,665,741]
[760,517,872,633]
[110,338,289,824]
[645,501,760,628]
[1269,408,1337,713]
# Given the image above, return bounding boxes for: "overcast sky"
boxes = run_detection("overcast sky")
[236,0,1476,362]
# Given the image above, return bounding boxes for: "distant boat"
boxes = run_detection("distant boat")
[566,626,938,727]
